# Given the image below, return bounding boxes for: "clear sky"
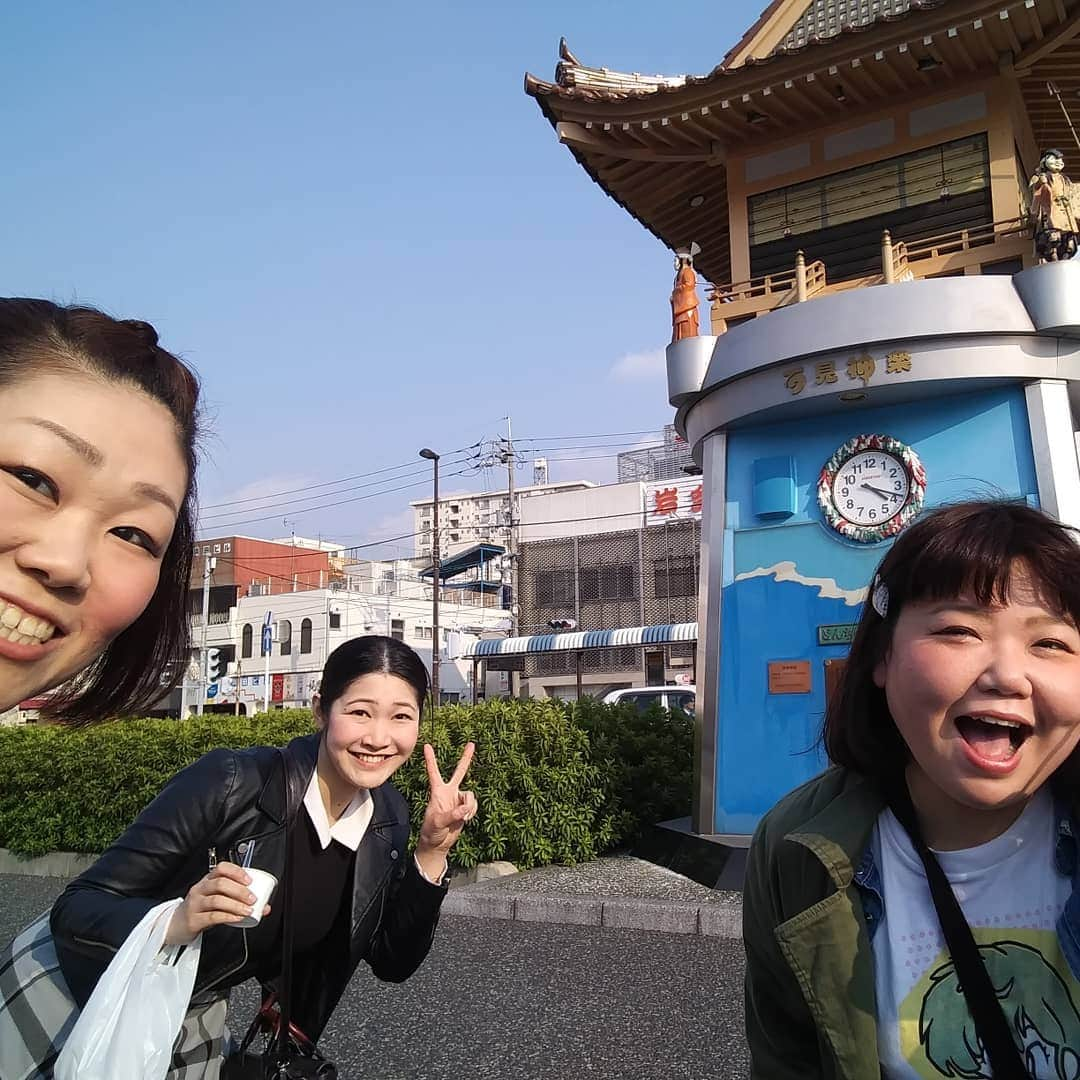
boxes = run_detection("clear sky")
[3,0,766,555]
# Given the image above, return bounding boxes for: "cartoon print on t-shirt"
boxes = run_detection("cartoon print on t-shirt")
[913,941,1080,1079]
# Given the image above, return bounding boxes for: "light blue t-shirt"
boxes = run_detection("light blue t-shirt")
[871,787,1080,1078]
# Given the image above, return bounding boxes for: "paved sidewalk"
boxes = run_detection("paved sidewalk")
[445,853,743,937]
[0,847,745,939]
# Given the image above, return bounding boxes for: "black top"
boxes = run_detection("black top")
[254,812,357,977]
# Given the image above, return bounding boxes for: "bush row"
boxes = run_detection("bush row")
[0,698,692,869]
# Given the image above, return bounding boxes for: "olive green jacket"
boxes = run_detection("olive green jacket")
[743,767,888,1079]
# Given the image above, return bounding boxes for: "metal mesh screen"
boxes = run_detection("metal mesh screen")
[517,520,700,678]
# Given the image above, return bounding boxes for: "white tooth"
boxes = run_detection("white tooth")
[0,626,12,640]
[35,624,54,642]
[1,607,20,629]
[16,615,38,637]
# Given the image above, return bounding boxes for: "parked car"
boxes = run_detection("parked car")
[601,686,696,716]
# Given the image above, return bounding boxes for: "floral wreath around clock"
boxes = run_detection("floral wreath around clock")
[817,433,926,543]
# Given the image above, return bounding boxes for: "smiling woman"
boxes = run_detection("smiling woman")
[744,502,1080,1078]
[0,298,199,723]
[1,634,474,1079]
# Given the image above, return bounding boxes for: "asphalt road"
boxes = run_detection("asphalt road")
[1,875,750,1079]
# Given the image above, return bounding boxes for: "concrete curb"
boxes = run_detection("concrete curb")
[442,888,742,938]
[0,849,97,878]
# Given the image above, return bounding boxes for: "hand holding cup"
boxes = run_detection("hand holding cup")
[164,861,275,946]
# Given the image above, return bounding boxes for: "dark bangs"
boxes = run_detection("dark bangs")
[824,501,1080,783]
[898,502,1080,628]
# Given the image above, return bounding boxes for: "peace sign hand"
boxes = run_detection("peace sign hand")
[415,743,478,878]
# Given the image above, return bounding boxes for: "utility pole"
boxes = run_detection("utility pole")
[419,448,441,709]
[197,555,216,716]
[502,418,518,636]
[501,419,519,698]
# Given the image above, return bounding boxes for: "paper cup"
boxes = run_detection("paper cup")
[232,868,277,928]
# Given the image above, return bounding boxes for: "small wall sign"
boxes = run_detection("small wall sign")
[817,623,858,646]
[768,660,812,694]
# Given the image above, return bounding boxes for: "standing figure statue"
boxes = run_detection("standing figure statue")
[671,243,701,343]
[1029,149,1079,263]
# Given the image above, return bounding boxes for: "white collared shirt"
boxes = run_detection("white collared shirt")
[303,771,373,852]
[303,769,448,885]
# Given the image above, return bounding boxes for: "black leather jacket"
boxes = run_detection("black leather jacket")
[51,733,447,1041]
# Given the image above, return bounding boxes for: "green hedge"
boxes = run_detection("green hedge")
[0,699,692,869]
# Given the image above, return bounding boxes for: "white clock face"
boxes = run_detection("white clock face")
[830,450,910,527]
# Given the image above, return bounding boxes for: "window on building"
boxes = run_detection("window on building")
[279,619,292,656]
[241,623,253,659]
[579,565,637,601]
[535,569,576,606]
[391,618,405,641]
[213,544,221,554]
[223,542,231,553]
[747,133,990,282]
[329,611,341,630]
[300,618,312,654]
[416,625,432,640]
[654,556,697,599]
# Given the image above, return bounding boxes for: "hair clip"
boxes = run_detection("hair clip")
[871,575,889,618]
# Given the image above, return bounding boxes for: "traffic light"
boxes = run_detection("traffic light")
[547,619,578,631]
[206,649,223,683]
[206,645,235,683]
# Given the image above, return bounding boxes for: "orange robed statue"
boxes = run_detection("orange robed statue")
[670,243,701,343]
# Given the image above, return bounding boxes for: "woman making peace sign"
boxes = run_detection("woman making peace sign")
[46,635,476,1076]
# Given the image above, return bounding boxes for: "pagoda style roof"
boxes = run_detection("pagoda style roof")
[525,0,1080,285]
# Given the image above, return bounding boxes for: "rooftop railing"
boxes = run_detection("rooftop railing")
[709,217,1032,333]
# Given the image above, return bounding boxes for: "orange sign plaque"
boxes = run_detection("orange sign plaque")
[768,660,812,694]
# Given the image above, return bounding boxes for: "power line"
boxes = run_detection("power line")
[199,443,482,511]
[199,455,476,523]
[515,429,662,442]
[202,469,472,532]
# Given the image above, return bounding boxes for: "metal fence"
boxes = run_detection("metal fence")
[517,519,700,677]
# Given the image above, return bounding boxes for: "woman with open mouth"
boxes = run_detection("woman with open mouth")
[0,298,199,724]
[744,501,1080,1079]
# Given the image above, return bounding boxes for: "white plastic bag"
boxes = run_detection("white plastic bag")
[54,898,200,1080]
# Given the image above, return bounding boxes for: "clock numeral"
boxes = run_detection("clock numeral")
[840,486,850,498]
[868,509,877,520]
[845,474,856,486]
[845,499,854,510]
[888,468,898,478]
[894,481,903,491]
[882,504,890,516]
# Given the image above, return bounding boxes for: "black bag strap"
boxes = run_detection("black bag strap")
[886,778,1029,1079]
[270,749,298,1071]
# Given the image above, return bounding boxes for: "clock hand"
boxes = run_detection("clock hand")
[860,482,902,500]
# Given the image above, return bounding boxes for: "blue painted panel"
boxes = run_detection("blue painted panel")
[713,386,1038,833]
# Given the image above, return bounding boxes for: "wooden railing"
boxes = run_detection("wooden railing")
[708,252,827,329]
[884,217,1030,282]
[711,218,1032,332]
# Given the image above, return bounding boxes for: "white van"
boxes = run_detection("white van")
[601,686,696,715]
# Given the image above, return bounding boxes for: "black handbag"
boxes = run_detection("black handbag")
[887,778,1030,1079]
[222,752,338,1080]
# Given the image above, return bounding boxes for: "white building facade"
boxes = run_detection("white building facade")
[186,562,509,714]
[411,480,595,559]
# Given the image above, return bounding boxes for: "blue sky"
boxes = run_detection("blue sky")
[3,0,765,555]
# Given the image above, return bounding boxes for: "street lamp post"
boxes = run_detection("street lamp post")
[419,448,441,709]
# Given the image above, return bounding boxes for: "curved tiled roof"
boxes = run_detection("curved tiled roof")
[525,2,944,104]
